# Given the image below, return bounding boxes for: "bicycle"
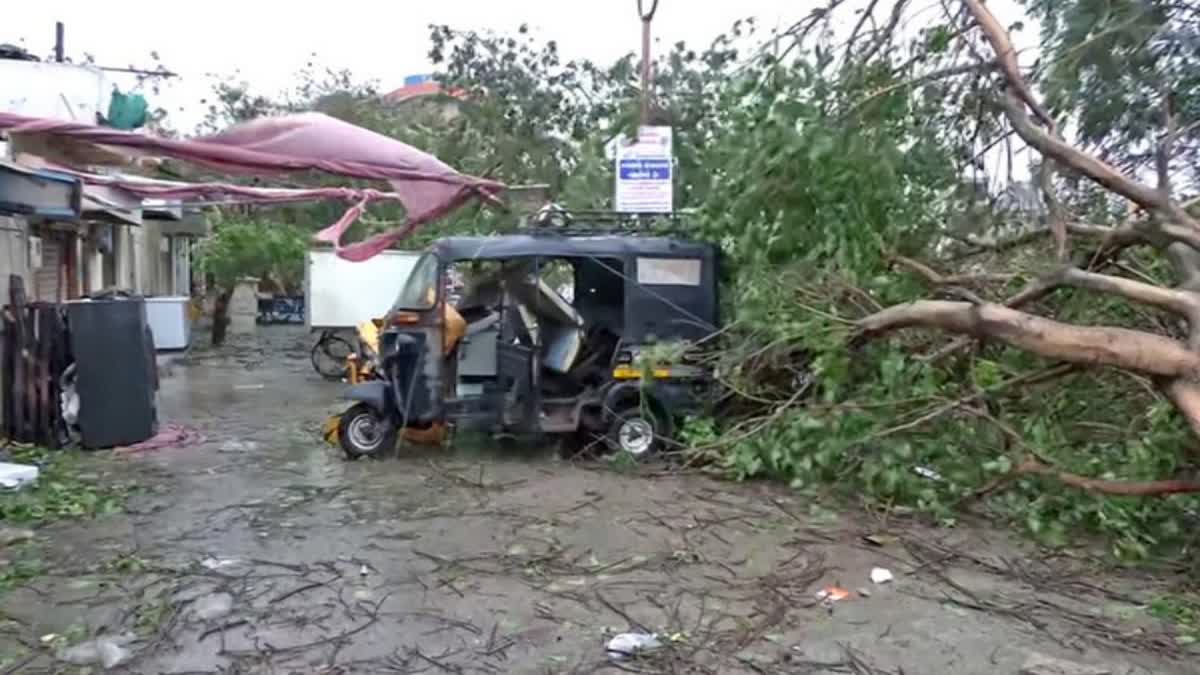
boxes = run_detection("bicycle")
[310,329,355,380]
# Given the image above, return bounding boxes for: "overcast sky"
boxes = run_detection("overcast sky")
[7,0,1034,132]
[6,0,791,130]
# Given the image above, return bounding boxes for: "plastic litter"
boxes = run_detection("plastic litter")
[191,592,234,621]
[870,567,894,584]
[58,635,134,669]
[913,466,943,481]
[815,586,853,613]
[606,632,661,659]
[0,462,38,489]
[201,556,243,570]
[815,587,851,603]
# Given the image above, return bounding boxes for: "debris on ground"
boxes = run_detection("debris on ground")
[870,567,894,584]
[862,533,898,547]
[218,440,258,453]
[57,634,135,669]
[191,592,234,621]
[606,632,661,659]
[815,586,853,610]
[1019,652,1114,675]
[200,556,243,570]
[1,326,1188,674]
[118,423,206,454]
[0,461,38,488]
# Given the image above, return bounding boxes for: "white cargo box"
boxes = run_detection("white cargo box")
[305,249,421,329]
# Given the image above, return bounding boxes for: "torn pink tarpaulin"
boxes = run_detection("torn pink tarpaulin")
[0,111,504,260]
[116,423,206,454]
[23,160,405,207]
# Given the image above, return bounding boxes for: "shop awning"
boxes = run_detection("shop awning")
[0,160,81,220]
[81,183,142,226]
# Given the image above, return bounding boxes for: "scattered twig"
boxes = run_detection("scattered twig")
[199,619,249,642]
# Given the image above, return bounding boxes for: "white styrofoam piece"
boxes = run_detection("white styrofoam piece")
[306,250,421,329]
[0,462,39,489]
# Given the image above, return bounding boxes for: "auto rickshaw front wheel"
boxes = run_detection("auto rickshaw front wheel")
[338,404,398,460]
[606,405,666,459]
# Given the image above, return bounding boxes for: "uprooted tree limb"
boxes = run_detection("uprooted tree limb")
[853,0,1200,496]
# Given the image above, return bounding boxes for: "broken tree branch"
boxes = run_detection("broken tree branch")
[997,91,1176,218]
[847,61,997,116]
[961,0,1055,129]
[859,300,1200,377]
[1157,89,1176,195]
[890,254,1017,285]
[1163,378,1200,442]
[1059,267,1200,317]
[967,408,1200,497]
[1039,160,1068,259]
[1015,457,1200,496]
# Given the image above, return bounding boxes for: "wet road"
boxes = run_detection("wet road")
[0,326,1193,674]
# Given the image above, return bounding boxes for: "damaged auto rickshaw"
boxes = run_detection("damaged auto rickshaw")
[327,214,721,459]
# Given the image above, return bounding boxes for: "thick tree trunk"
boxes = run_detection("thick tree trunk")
[211,289,233,347]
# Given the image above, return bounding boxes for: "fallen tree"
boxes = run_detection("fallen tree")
[676,0,1200,559]
[850,0,1200,497]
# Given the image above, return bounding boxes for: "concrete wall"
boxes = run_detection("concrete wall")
[0,60,106,122]
[229,277,259,336]
[139,220,161,295]
[0,215,30,423]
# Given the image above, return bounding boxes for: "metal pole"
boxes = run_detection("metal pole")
[54,22,64,62]
[637,0,659,126]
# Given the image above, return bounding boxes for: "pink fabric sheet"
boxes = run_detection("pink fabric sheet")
[0,112,503,260]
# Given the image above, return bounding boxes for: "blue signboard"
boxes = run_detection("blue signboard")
[614,126,673,213]
[618,159,671,180]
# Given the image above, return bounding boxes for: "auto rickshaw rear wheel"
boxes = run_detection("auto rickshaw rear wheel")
[339,404,397,460]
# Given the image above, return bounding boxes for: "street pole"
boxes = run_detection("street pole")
[54,22,64,62]
[637,0,659,126]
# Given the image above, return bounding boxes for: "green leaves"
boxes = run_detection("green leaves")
[925,25,954,54]
[193,218,308,292]
[0,447,135,525]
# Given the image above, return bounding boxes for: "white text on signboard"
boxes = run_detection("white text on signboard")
[615,126,673,213]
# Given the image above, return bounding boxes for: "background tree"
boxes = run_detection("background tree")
[192,218,307,345]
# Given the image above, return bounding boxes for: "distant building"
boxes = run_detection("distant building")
[382,74,465,121]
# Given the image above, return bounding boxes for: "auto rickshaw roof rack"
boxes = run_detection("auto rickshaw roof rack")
[519,205,695,237]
